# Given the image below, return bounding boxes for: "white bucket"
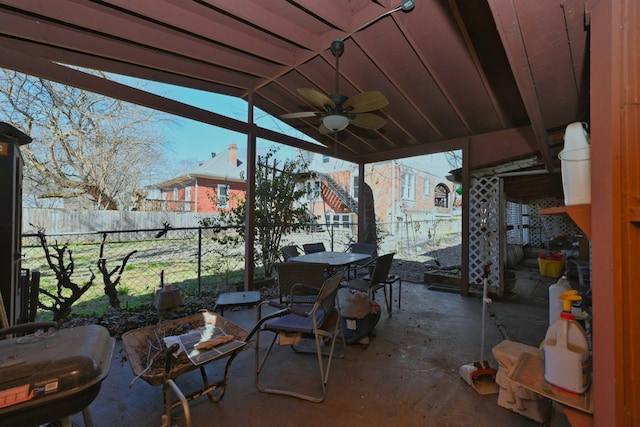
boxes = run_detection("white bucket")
[559,122,590,205]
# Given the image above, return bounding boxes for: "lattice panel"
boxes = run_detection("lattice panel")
[505,201,527,245]
[528,198,577,247]
[468,175,500,288]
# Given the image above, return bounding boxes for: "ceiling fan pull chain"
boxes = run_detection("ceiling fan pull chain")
[331,38,344,95]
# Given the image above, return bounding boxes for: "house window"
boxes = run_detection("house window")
[305,180,321,201]
[322,155,330,164]
[401,173,415,201]
[217,184,230,208]
[184,187,192,212]
[173,188,178,200]
[423,177,430,196]
[325,213,352,230]
[434,183,450,207]
[351,175,359,199]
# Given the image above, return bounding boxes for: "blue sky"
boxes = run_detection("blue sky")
[119,76,460,177]
[140,80,313,163]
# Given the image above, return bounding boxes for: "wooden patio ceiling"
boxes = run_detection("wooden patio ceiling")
[0,0,589,174]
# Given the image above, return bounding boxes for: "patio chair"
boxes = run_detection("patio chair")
[342,252,397,318]
[344,242,378,279]
[372,271,402,315]
[274,261,329,304]
[280,244,302,261]
[255,270,346,402]
[302,242,326,254]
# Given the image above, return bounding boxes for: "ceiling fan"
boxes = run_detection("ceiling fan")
[281,39,389,135]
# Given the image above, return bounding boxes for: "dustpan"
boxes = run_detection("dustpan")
[460,362,499,395]
[459,263,499,395]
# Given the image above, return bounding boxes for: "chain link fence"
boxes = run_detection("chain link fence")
[21,217,460,316]
[21,227,244,294]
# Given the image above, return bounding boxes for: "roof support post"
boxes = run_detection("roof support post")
[357,162,365,242]
[244,91,257,291]
[461,139,470,297]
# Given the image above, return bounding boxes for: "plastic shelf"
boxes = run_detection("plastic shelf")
[539,204,591,239]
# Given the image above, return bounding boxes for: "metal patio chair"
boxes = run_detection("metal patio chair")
[280,245,302,261]
[342,252,397,318]
[274,261,329,304]
[344,242,378,279]
[302,242,326,254]
[254,270,346,402]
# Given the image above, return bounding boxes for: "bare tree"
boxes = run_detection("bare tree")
[0,70,171,210]
[34,232,96,321]
[97,233,137,310]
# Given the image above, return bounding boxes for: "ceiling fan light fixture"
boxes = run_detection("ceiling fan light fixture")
[322,114,350,132]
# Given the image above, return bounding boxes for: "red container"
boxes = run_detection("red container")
[539,252,565,261]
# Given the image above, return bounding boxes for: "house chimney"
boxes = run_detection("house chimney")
[229,143,238,166]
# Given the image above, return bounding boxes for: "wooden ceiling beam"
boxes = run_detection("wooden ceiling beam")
[448,0,510,129]
[0,9,274,85]
[0,37,249,97]
[3,0,280,77]
[487,0,555,170]
[361,126,538,164]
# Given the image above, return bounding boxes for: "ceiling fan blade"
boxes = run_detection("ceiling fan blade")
[350,113,387,130]
[280,111,318,119]
[297,88,335,110]
[343,91,389,113]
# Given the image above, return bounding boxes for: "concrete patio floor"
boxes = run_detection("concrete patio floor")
[72,261,571,427]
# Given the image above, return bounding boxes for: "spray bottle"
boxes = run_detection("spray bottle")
[543,290,590,394]
[548,275,571,325]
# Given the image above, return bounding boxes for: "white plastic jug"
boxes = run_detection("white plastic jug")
[543,291,590,394]
[559,122,590,205]
[549,276,571,325]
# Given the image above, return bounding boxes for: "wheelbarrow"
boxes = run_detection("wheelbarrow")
[122,310,261,427]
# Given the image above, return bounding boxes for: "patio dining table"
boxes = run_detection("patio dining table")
[289,251,370,269]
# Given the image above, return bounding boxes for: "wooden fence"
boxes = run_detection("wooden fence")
[23,208,212,235]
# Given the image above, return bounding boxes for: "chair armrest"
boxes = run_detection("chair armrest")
[346,256,376,278]
[268,301,289,310]
[357,257,377,269]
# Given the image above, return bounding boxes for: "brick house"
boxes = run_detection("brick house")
[150,144,246,213]
[304,152,459,230]
[148,147,458,226]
